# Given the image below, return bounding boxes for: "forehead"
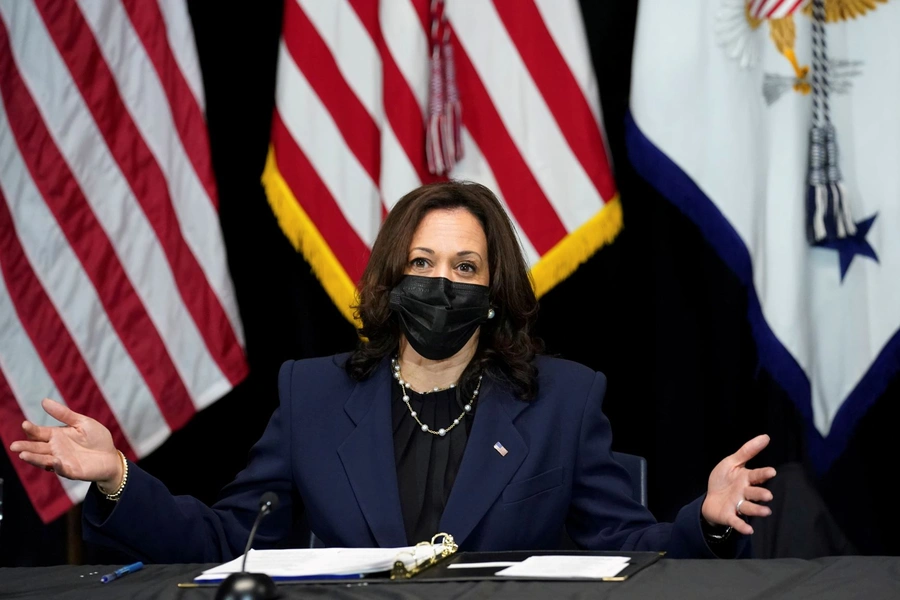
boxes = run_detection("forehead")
[409,208,487,250]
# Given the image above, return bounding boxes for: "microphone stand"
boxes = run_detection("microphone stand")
[215,493,280,600]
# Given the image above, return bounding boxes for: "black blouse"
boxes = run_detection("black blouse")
[391,379,475,545]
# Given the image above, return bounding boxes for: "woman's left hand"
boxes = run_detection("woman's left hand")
[701,434,776,535]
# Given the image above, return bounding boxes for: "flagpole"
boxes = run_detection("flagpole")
[66,505,82,565]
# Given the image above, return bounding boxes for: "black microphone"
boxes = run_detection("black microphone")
[215,492,281,600]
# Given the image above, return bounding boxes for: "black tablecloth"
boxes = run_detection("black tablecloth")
[2,556,900,599]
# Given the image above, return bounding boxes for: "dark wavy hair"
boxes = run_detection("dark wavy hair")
[345,180,543,400]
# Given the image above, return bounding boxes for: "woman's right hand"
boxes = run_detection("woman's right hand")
[9,398,124,491]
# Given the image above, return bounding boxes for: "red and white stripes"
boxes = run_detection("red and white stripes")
[264,0,619,321]
[0,0,247,523]
[748,0,806,20]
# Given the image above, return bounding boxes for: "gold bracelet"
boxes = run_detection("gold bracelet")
[98,450,128,502]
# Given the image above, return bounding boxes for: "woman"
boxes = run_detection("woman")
[11,181,775,563]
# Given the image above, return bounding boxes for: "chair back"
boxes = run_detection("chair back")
[611,451,648,508]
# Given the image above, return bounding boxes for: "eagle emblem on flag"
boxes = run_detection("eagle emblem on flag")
[717,0,885,98]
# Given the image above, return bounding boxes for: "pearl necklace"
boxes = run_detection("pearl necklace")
[391,357,481,437]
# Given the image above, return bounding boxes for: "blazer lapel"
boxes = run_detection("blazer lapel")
[439,379,529,546]
[337,358,408,548]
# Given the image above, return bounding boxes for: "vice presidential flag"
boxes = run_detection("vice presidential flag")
[263,0,620,324]
[0,0,247,523]
[628,0,900,471]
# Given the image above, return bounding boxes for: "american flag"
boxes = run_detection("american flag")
[263,0,620,322]
[0,0,247,524]
[748,0,806,20]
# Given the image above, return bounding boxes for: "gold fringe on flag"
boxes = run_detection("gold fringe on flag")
[529,195,623,299]
[261,146,360,326]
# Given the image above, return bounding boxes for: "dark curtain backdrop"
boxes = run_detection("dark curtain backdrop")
[1,1,895,567]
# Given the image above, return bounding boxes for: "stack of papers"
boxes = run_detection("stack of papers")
[195,545,441,582]
[494,555,631,579]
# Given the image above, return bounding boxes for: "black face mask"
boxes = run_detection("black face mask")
[389,275,492,360]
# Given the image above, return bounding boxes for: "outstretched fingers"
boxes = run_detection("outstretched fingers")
[21,420,53,442]
[737,498,771,519]
[9,440,51,455]
[748,466,777,485]
[743,485,774,504]
[732,434,770,465]
[41,398,83,427]
[728,514,754,536]
[17,450,59,471]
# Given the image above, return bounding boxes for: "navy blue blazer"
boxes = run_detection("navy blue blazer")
[83,354,738,562]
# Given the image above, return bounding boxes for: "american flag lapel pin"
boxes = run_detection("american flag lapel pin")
[493,441,508,457]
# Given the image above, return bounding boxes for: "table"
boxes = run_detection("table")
[2,556,899,599]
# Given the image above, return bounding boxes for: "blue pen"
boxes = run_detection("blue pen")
[100,561,144,583]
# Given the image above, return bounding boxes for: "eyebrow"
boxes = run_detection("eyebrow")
[410,247,483,261]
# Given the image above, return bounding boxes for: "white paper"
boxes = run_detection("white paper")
[494,555,630,579]
[195,545,441,582]
[446,561,520,569]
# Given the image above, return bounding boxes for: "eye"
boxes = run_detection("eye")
[409,257,429,269]
[457,262,477,273]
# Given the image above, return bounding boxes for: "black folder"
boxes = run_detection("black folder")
[404,549,664,582]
